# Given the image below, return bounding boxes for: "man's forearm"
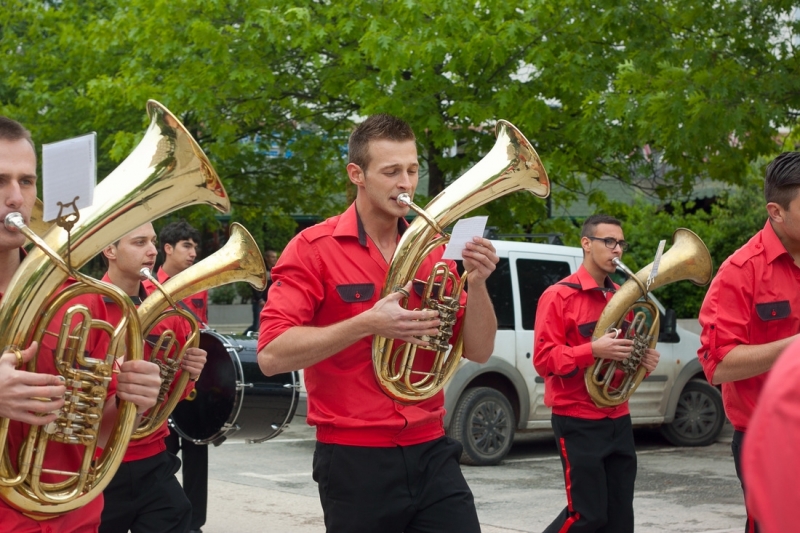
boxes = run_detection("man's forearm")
[460,283,497,363]
[258,314,372,376]
[712,334,797,384]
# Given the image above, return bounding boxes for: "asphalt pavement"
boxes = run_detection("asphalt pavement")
[184,416,744,533]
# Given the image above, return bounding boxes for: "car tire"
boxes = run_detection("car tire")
[448,386,515,466]
[660,379,725,447]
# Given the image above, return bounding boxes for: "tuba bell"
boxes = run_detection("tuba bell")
[0,100,230,517]
[132,222,267,439]
[373,120,550,403]
[586,228,713,407]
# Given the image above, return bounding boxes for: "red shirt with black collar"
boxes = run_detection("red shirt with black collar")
[0,267,110,530]
[153,268,208,325]
[533,264,630,420]
[698,220,800,431]
[257,202,467,447]
[100,273,194,462]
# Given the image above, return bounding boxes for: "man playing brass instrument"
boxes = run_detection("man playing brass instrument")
[257,114,499,533]
[0,117,163,531]
[98,222,207,533]
[533,214,660,533]
[159,219,209,533]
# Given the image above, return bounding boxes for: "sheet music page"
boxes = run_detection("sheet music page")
[442,216,488,260]
[42,132,96,222]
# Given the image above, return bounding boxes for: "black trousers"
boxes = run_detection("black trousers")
[166,428,208,530]
[544,414,637,533]
[312,437,480,533]
[100,450,192,533]
[731,430,759,533]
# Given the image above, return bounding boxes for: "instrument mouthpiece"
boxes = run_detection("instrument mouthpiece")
[139,267,153,281]
[4,212,25,231]
[396,193,412,207]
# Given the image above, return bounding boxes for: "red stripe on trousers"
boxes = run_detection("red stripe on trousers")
[558,437,580,533]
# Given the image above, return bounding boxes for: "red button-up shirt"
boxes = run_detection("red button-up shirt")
[258,203,467,447]
[533,265,630,419]
[1,272,108,531]
[698,220,800,431]
[154,268,208,325]
[743,336,800,533]
[101,273,194,462]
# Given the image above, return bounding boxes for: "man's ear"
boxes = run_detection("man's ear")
[164,243,174,256]
[102,245,116,262]
[346,163,365,187]
[766,202,783,223]
[580,236,592,254]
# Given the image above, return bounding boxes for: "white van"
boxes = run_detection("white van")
[443,239,725,465]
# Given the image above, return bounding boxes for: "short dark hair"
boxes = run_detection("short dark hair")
[764,152,800,209]
[159,220,200,253]
[348,114,416,170]
[581,214,623,238]
[0,116,35,151]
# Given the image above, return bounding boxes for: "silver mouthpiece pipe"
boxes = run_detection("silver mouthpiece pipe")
[612,257,647,295]
[397,193,412,207]
[4,212,25,231]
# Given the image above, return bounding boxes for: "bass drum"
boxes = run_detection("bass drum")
[171,330,298,445]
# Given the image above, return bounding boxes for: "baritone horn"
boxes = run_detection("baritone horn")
[586,229,713,407]
[373,120,550,403]
[132,223,267,439]
[0,99,230,517]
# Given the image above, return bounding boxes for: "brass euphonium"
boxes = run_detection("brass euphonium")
[0,100,230,517]
[132,223,267,439]
[586,229,713,407]
[373,120,550,403]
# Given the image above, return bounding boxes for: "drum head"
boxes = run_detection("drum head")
[171,331,239,443]
[171,331,298,445]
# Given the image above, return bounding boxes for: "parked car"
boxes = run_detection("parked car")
[443,239,725,465]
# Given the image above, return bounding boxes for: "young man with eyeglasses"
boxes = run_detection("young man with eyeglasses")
[533,214,660,533]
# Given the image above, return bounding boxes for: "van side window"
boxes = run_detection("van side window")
[486,258,514,330]
[459,258,514,329]
[518,259,572,330]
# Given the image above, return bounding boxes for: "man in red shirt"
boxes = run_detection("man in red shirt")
[157,220,208,324]
[0,117,162,532]
[257,114,499,533]
[698,151,800,533]
[534,214,660,533]
[158,219,209,533]
[98,222,207,533]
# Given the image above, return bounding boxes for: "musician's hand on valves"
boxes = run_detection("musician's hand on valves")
[116,360,161,414]
[592,331,634,362]
[640,348,660,372]
[0,341,66,425]
[367,281,441,346]
[181,347,207,381]
[461,237,499,286]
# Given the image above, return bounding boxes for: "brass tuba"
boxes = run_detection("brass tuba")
[132,222,267,439]
[586,229,713,407]
[0,100,230,517]
[373,120,550,403]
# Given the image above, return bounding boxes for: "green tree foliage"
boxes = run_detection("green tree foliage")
[0,0,797,272]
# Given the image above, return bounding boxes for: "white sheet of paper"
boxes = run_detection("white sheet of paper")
[442,216,488,260]
[42,133,96,222]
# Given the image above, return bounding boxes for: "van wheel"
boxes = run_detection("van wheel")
[660,379,725,447]
[448,387,515,466]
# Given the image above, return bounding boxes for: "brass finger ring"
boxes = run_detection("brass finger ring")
[12,348,23,369]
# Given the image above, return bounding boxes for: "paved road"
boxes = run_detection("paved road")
[185,417,744,533]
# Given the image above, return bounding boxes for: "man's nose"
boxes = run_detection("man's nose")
[5,181,23,208]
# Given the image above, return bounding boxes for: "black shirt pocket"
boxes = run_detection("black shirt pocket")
[755,300,790,322]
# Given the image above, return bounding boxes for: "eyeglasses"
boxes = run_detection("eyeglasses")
[588,236,629,251]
